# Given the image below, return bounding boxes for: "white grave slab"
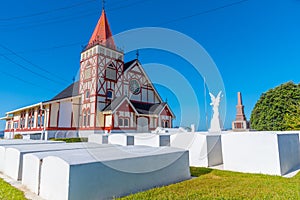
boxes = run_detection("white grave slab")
[0,140,64,172]
[4,142,104,180]
[39,146,190,200]
[171,132,223,167]
[22,144,115,194]
[222,132,300,175]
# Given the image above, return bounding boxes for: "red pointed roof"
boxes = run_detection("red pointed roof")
[86,9,116,50]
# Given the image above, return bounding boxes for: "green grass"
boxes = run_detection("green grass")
[0,178,26,200]
[120,167,300,200]
[50,137,88,143]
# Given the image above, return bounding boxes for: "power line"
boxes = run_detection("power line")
[0,0,153,30]
[0,0,98,21]
[157,0,250,26]
[0,69,57,92]
[0,45,70,83]
[0,54,67,85]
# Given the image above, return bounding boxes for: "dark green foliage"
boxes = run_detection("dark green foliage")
[50,137,88,143]
[13,134,23,139]
[250,82,300,131]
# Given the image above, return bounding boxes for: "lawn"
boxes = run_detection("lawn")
[0,167,299,200]
[0,178,26,200]
[120,167,300,200]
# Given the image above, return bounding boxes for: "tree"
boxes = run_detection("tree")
[250,82,300,131]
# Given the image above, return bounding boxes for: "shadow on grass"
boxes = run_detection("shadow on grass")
[190,167,213,177]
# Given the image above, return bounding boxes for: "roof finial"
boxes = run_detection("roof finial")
[102,0,106,10]
[136,49,139,60]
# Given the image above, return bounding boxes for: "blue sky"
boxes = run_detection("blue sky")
[0,0,300,130]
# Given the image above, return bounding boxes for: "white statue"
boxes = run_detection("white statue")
[209,91,222,132]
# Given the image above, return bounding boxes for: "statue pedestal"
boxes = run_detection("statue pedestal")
[209,117,221,133]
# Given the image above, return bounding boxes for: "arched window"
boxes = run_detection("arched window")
[106,90,113,99]
[37,109,45,128]
[87,109,90,127]
[105,63,116,81]
[83,109,87,127]
[28,109,35,129]
[85,90,90,99]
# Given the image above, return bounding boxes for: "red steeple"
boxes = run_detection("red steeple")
[86,9,116,50]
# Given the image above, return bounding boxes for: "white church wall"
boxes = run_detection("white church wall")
[58,101,72,128]
[39,146,190,200]
[50,103,59,127]
[222,132,300,176]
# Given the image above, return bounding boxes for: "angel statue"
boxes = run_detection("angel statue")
[209,91,222,132]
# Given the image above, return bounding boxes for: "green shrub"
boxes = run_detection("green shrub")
[14,134,23,139]
[251,81,300,131]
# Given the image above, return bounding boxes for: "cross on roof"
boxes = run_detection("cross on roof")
[102,0,106,10]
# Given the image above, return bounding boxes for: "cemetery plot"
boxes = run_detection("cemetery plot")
[39,146,190,200]
[4,142,107,180]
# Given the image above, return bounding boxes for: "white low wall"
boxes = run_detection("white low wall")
[222,132,300,175]
[170,132,223,167]
[39,146,190,200]
[4,142,108,180]
[108,134,134,146]
[88,134,109,144]
[22,144,115,194]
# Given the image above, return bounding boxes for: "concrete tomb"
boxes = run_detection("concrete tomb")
[171,132,223,167]
[39,146,190,200]
[22,144,115,194]
[4,142,105,180]
[0,140,64,172]
[222,132,300,175]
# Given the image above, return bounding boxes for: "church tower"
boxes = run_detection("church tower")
[79,9,124,131]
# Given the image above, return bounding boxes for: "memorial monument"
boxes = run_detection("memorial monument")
[232,92,249,131]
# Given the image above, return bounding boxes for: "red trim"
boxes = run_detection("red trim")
[10,127,44,132]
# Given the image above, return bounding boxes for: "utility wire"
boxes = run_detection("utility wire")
[0,0,250,55]
[0,45,70,83]
[0,0,98,21]
[0,69,57,92]
[0,54,67,85]
[157,0,250,26]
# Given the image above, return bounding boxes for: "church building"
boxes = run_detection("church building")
[1,9,175,139]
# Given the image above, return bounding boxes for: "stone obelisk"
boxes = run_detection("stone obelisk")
[232,92,249,131]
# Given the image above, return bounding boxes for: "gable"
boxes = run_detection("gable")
[123,61,163,104]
